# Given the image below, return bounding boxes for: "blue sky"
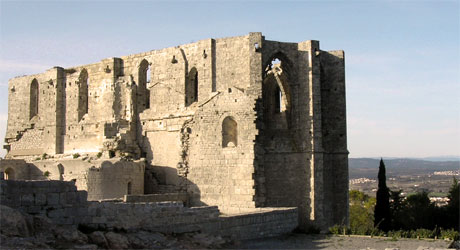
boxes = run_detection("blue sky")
[0,0,458,158]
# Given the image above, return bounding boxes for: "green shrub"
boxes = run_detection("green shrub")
[96,152,102,158]
[440,229,459,241]
[41,153,48,160]
[388,230,413,239]
[43,171,50,177]
[370,227,385,237]
[329,224,350,235]
[414,228,434,239]
[72,153,80,159]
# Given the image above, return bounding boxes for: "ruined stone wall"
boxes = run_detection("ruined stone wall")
[1,180,298,241]
[0,158,145,201]
[4,33,349,230]
[0,159,30,180]
[83,201,297,241]
[214,36,251,91]
[61,58,132,155]
[187,90,258,213]
[86,160,145,200]
[0,180,88,225]
[255,40,316,229]
[6,68,63,156]
[253,39,348,230]
[319,50,349,226]
[5,58,134,156]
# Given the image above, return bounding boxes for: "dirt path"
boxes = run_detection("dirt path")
[232,234,453,250]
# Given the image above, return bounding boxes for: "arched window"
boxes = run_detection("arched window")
[30,79,39,119]
[274,85,282,113]
[78,69,89,121]
[185,67,198,106]
[138,59,150,109]
[222,117,237,148]
[4,168,15,180]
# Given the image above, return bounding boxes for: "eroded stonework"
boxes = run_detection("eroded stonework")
[2,33,348,230]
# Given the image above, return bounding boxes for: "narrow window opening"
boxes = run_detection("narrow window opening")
[139,59,151,110]
[274,85,282,113]
[4,168,15,180]
[30,79,39,119]
[185,68,198,106]
[222,116,237,148]
[254,43,260,52]
[78,69,89,121]
[146,65,151,83]
[127,182,132,195]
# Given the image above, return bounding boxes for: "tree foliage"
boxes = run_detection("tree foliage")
[445,177,459,230]
[349,190,376,235]
[374,159,391,232]
[348,177,459,236]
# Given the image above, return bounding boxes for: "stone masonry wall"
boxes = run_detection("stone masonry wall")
[86,160,145,200]
[1,180,298,241]
[0,180,88,225]
[4,33,348,231]
[81,201,298,241]
[0,159,30,180]
[319,50,349,226]
[0,158,145,201]
[187,89,258,213]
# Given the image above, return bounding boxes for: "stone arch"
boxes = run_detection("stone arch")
[78,69,89,121]
[262,52,293,129]
[185,67,198,106]
[263,51,294,79]
[4,168,15,180]
[138,59,151,110]
[222,116,237,148]
[30,79,39,120]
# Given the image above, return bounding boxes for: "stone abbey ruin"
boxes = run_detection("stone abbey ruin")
[1,32,348,231]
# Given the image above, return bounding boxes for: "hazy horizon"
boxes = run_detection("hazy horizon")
[1,1,458,158]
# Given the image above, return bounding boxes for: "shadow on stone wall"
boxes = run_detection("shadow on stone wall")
[144,165,205,207]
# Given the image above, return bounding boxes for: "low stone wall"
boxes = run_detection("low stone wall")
[80,201,298,240]
[1,180,298,240]
[82,201,219,231]
[0,180,88,225]
[217,208,299,240]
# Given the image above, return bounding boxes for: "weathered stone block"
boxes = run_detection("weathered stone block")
[66,192,76,204]
[59,193,67,205]
[35,193,47,205]
[47,193,59,206]
[26,205,41,214]
[48,208,64,218]
[20,194,34,206]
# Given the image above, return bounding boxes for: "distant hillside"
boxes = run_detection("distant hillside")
[349,158,460,179]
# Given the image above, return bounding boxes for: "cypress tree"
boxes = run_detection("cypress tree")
[374,158,391,232]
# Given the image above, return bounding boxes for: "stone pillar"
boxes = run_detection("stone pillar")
[299,40,326,230]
